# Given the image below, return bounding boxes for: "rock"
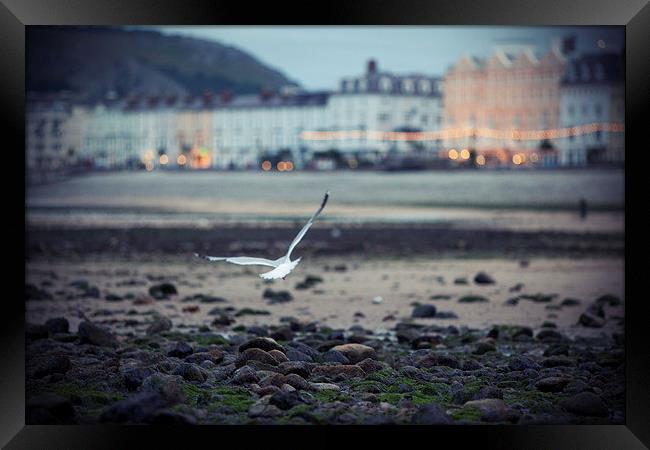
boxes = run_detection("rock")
[44,318,69,334]
[268,349,290,364]
[357,358,389,374]
[504,298,519,306]
[182,305,200,313]
[473,339,496,355]
[411,404,452,424]
[262,288,293,304]
[269,391,304,410]
[462,398,519,423]
[140,374,186,405]
[595,294,621,307]
[259,373,288,388]
[542,356,573,368]
[411,334,443,349]
[149,410,197,424]
[286,349,313,362]
[78,321,119,347]
[184,349,224,365]
[458,295,489,303]
[311,365,366,380]
[472,386,503,400]
[27,393,75,424]
[454,277,468,285]
[211,314,235,327]
[586,302,606,318]
[535,377,571,393]
[122,367,155,391]
[310,382,341,392]
[248,403,283,418]
[30,355,71,378]
[232,366,260,385]
[286,341,320,359]
[474,272,495,284]
[461,359,483,371]
[535,329,564,342]
[415,353,460,369]
[330,343,376,364]
[321,349,350,364]
[411,304,437,318]
[100,392,168,423]
[148,283,178,300]
[278,361,313,378]
[435,311,458,319]
[236,348,279,367]
[284,373,311,391]
[235,308,271,317]
[167,342,193,358]
[269,326,293,341]
[561,392,608,417]
[173,363,206,382]
[372,296,383,304]
[561,298,581,307]
[145,315,172,335]
[239,337,285,354]
[578,313,605,328]
[512,326,534,340]
[509,356,540,372]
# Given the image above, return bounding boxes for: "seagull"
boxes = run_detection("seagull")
[195,191,329,280]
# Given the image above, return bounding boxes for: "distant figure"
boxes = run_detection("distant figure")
[579,198,588,220]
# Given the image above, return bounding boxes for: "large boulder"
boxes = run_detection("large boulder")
[78,321,119,347]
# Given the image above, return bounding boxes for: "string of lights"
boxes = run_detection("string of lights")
[300,122,624,142]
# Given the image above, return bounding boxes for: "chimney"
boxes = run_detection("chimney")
[220,90,233,103]
[367,59,377,75]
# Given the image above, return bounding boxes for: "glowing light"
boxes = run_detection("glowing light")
[597,39,606,49]
[530,153,539,163]
[476,154,486,165]
[261,160,272,171]
[145,161,154,171]
[448,149,459,160]
[159,154,168,165]
[143,149,155,162]
[277,161,286,171]
[348,158,358,169]
[177,154,187,165]
[460,149,470,160]
[285,161,294,171]
[512,154,523,165]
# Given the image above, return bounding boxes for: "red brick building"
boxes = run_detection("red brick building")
[443,45,568,166]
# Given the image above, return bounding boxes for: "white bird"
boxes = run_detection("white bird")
[195,191,329,280]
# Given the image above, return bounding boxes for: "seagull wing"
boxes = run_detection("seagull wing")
[194,253,279,267]
[285,191,329,259]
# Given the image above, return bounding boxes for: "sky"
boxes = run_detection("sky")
[153,26,624,90]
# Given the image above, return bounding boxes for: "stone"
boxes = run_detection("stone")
[356,358,389,374]
[415,353,460,369]
[211,314,235,327]
[167,342,193,358]
[561,298,581,307]
[474,272,495,284]
[561,392,608,417]
[140,374,187,405]
[462,398,519,423]
[122,367,155,391]
[286,341,320,359]
[310,382,341,392]
[472,386,503,400]
[232,366,260,385]
[542,356,574,368]
[535,329,564,342]
[248,403,283,418]
[286,349,313,362]
[458,295,489,303]
[311,365,366,380]
[284,373,311,391]
[30,355,71,379]
[473,340,496,355]
[100,392,167,423]
[509,355,540,372]
[78,321,119,347]
[411,304,437,318]
[235,348,279,367]
[148,283,178,300]
[535,377,571,393]
[278,361,313,378]
[44,317,69,334]
[595,294,621,307]
[173,363,206,382]
[269,391,304,410]
[435,311,459,319]
[262,288,293,304]
[411,404,452,424]
[330,343,376,364]
[145,315,172,335]
[320,349,350,364]
[579,313,605,328]
[184,349,224,365]
[268,349,290,364]
[239,337,285,354]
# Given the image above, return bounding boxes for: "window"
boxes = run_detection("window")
[419,79,431,94]
[380,77,392,92]
[402,78,414,94]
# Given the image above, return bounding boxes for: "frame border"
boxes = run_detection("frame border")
[3,0,648,448]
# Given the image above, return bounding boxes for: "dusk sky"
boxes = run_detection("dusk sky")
[153,26,624,90]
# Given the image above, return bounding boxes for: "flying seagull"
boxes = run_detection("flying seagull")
[195,191,329,280]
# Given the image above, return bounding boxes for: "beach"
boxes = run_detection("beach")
[25,170,625,425]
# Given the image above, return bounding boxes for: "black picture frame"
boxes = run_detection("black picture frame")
[2,0,647,448]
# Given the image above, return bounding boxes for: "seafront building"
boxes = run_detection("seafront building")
[26,47,624,173]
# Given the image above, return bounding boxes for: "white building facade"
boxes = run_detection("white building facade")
[558,53,624,166]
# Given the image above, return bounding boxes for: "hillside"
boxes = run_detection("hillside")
[26,26,298,101]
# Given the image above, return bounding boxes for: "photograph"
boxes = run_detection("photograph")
[24,24,626,426]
